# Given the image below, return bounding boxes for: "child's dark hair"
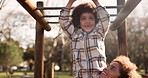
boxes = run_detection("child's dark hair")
[71,2,98,28]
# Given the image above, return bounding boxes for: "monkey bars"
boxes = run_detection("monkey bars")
[17,0,51,31]
[17,0,141,31]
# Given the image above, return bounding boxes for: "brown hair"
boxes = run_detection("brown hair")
[71,2,98,28]
[112,55,142,78]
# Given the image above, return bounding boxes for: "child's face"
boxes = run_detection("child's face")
[80,12,95,32]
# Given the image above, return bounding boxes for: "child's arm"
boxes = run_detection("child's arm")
[66,0,76,8]
[92,0,100,6]
[59,0,76,39]
[92,0,110,38]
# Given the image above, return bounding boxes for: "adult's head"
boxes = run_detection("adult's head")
[71,2,98,29]
[99,55,142,78]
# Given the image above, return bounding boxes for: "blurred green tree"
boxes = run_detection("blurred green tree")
[0,42,23,76]
[23,47,35,71]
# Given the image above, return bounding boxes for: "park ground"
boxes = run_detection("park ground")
[0,70,147,78]
[0,71,73,78]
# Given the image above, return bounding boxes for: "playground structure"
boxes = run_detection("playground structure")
[17,0,142,78]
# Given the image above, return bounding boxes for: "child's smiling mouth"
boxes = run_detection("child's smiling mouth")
[85,25,91,29]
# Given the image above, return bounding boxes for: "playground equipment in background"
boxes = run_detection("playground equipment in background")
[17,0,142,78]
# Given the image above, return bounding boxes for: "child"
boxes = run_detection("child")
[59,0,110,78]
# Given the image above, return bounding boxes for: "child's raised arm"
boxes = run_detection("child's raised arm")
[66,0,76,8]
[59,0,76,39]
[92,0,101,6]
[92,0,110,38]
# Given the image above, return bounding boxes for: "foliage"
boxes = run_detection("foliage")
[105,31,118,63]
[23,47,34,61]
[0,42,23,66]
[22,47,35,71]
[105,17,148,74]
[44,34,72,71]
[127,17,148,74]
[0,11,35,46]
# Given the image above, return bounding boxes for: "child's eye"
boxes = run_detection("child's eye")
[110,68,114,70]
[81,18,86,20]
[91,18,94,20]
[110,67,115,71]
[89,18,94,21]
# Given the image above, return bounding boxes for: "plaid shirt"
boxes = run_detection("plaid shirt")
[59,6,110,78]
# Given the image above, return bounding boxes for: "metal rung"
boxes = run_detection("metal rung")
[106,5,125,9]
[37,5,125,10]
[110,14,117,16]
[36,7,74,10]
[43,15,60,17]
[47,21,114,24]
[47,22,59,23]
[43,14,117,17]
[43,15,71,17]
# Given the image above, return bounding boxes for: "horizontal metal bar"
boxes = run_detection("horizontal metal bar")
[47,22,59,23]
[37,5,125,10]
[110,14,117,16]
[43,14,117,17]
[47,21,114,24]
[36,7,74,10]
[43,15,64,17]
[43,15,60,17]
[106,5,125,9]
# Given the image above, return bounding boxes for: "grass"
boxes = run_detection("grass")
[0,71,73,78]
[139,70,145,74]
[1,70,146,78]
[55,71,73,78]
[0,71,33,78]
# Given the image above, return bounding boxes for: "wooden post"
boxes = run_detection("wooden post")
[17,0,51,31]
[45,62,54,78]
[117,0,128,56]
[34,1,44,78]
